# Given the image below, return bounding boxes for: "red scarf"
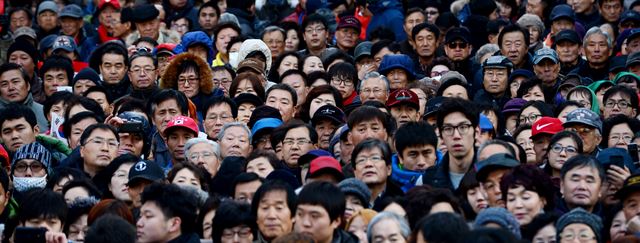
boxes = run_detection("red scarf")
[97,25,117,44]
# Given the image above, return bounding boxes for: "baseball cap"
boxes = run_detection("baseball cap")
[564,108,602,132]
[127,160,165,186]
[311,105,346,127]
[59,4,83,19]
[298,150,333,167]
[475,153,519,182]
[386,89,420,110]
[554,29,581,45]
[237,58,266,75]
[117,111,152,137]
[98,0,121,11]
[532,48,559,65]
[423,96,445,118]
[13,27,37,41]
[337,15,361,31]
[132,4,160,23]
[482,55,513,69]
[479,114,494,132]
[154,43,177,56]
[37,1,58,15]
[233,93,264,107]
[52,35,78,53]
[354,41,372,61]
[628,28,640,43]
[444,27,471,44]
[627,52,640,68]
[531,117,563,139]
[307,156,344,181]
[616,173,640,199]
[251,118,283,137]
[611,55,628,72]
[620,10,640,24]
[163,116,199,137]
[502,98,527,114]
[550,4,575,22]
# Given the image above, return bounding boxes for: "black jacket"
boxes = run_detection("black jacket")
[331,229,359,243]
[168,233,201,243]
[422,152,477,193]
[371,180,405,211]
[569,61,609,84]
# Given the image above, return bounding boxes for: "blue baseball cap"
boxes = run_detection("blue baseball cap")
[251,118,283,137]
[533,48,559,65]
[52,35,78,53]
[550,4,575,22]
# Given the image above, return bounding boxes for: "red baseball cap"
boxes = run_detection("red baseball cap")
[385,89,419,110]
[308,156,344,181]
[98,0,121,10]
[531,117,563,139]
[164,116,199,137]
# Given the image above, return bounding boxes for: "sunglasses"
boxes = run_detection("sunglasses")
[447,42,468,49]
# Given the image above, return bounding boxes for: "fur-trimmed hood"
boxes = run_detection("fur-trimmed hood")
[160,53,215,95]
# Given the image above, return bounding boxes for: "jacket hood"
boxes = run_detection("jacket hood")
[160,53,215,95]
[174,31,215,64]
[574,85,601,115]
[238,39,272,72]
[613,71,640,84]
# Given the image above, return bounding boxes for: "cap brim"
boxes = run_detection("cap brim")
[533,56,558,65]
[307,168,344,181]
[311,115,343,127]
[615,184,640,199]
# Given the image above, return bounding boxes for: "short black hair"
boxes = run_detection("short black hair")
[436,98,479,132]
[128,48,157,68]
[198,0,220,18]
[39,55,74,85]
[147,89,190,118]
[322,51,355,68]
[132,37,158,48]
[196,197,221,237]
[141,183,199,233]
[297,181,345,222]
[19,188,67,225]
[602,114,640,147]
[79,123,119,146]
[251,180,297,218]
[63,111,102,142]
[0,103,38,129]
[280,120,319,144]
[560,154,605,182]
[43,91,74,119]
[61,179,103,201]
[84,215,136,243]
[371,40,400,58]
[46,167,88,191]
[405,185,462,229]
[268,51,301,82]
[90,41,130,73]
[521,213,559,241]
[266,83,298,107]
[167,163,210,191]
[64,197,98,235]
[279,69,309,87]
[211,201,256,243]
[498,24,530,49]
[554,100,584,117]
[301,13,328,31]
[327,62,357,88]
[9,7,32,22]
[92,153,139,198]
[416,212,470,242]
[411,22,440,41]
[395,121,438,158]
[84,85,113,104]
[516,78,544,99]
[202,95,238,118]
[0,62,30,85]
[351,138,393,169]
[347,105,389,134]
[516,100,554,127]
[64,96,105,122]
[603,85,639,112]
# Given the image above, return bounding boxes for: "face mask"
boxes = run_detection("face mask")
[229,52,240,69]
[13,176,47,192]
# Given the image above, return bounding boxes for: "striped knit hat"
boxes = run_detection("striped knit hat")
[11,142,51,170]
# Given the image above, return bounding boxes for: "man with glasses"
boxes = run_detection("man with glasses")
[11,142,51,192]
[79,124,119,177]
[335,16,361,54]
[444,27,474,79]
[602,85,638,119]
[563,108,603,156]
[261,26,286,59]
[163,116,199,167]
[127,48,159,100]
[202,96,237,140]
[359,72,390,104]
[185,138,221,178]
[281,122,318,170]
[299,14,329,57]
[474,55,513,109]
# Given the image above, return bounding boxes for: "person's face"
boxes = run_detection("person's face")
[505,114,518,135]
[171,168,201,189]
[354,147,391,186]
[309,94,337,118]
[335,27,358,50]
[1,118,38,152]
[201,210,216,240]
[9,11,29,32]
[497,2,512,18]
[12,158,46,178]
[234,179,262,203]
[516,129,537,164]
[8,51,34,76]
[199,6,218,31]
[80,129,119,172]
[264,31,285,58]
[506,185,546,226]
[171,18,190,35]
[246,157,275,178]
[565,124,601,153]
[533,224,556,243]
[137,201,176,243]
[533,59,560,85]
[570,0,596,14]
[187,142,220,177]
[522,86,546,103]
[266,89,295,122]
[444,40,472,62]
[347,215,368,243]
[285,29,300,52]
[555,41,581,64]
[558,106,579,123]
[551,19,574,35]
[610,122,634,150]
[600,0,622,22]
[73,79,96,96]
[69,118,98,150]
[519,106,543,125]
[344,195,364,220]
[481,168,509,207]
[370,218,407,243]
[584,33,611,65]
[118,131,144,157]
[303,56,324,74]
[24,217,63,233]
[560,165,602,210]
[410,88,427,116]
[135,18,161,39]
[109,162,133,202]
[627,37,640,54]
[86,91,111,116]
[303,23,328,50]
[64,186,90,204]
[221,225,253,243]
[152,99,182,134]
[166,128,195,162]
[483,68,508,95]
[43,69,69,97]
[425,7,439,23]
[390,105,419,127]
[610,210,627,241]
[37,10,58,31]
[100,53,127,84]
[404,12,425,36]
[349,119,388,147]
[414,29,438,58]
[282,126,316,167]
[467,186,489,213]
[315,120,337,150]
[294,204,340,243]
[441,112,476,160]
[215,28,239,54]
[500,31,528,66]
[278,55,299,75]
[399,144,436,172]
[340,139,354,165]
[98,5,117,26]
[128,57,157,90]
[387,69,409,90]
[177,68,200,98]
[558,223,597,243]
[526,0,544,17]
[237,103,256,125]
[213,70,233,95]
[257,190,293,240]
[359,77,389,103]
[442,85,468,100]
[234,79,258,97]
[548,137,579,172]
[60,17,83,36]
[220,126,251,158]
[568,92,592,110]
[282,74,308,105]
[374,47,393,69]
[604,92,636,119]
[204,103,234,140]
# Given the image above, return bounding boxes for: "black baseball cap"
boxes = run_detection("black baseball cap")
[554,29,582,45]
[127,160,165,186]
[311,105,346,127]
[445,27,470,44]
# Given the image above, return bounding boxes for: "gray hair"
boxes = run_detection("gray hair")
[184,137,221,160]
[360,71,391,93]
[216,122,252,144]
[261,26,286,39]
[367,212,411,243]
[584,26,612,49]
[476,139,516,159]
[474,44,500,64]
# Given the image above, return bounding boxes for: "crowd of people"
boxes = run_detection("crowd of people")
[2,0,640,242]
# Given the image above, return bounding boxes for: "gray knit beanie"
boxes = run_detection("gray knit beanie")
[338,178,371,207]
[474,207,521,239]
[517,14,546,37]
[555,208,603,243]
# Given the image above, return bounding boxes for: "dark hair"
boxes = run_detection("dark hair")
[457,171,481,220]
[279,21,305,50]
[132,37,158,48]
[0,103,38,129]
[79,123,119,146]
[296,85,343,122]
[233,172,263,193]
[245,150,282,171]
[371,40,400,58]
[266,83,298,106]
[198,1,221,20]
[211,201,256,243]
[84,85,113,104]
[87,199,135,225]
[84,215,136,243]
[416,212,470,243]
[251,180,297,221]
[19,188,67,225]
[63,111,102,142]
[351,138,393,169]
[269,124,288,149]
[560,154,605,182]
[63,96,105,122]
[545,131,584,167]
[436,98,479,131]
[64,197,98,235]
[9,7,32,21]
[280,69,309,87]
[554,100,584,117]
[230,73,266,100]
[46,167,88,191]
[567,86,594,107]
[268,51,301,82]
[113,98,146,116]
[196,196,221,237]
[322,51,355,68]
[43,91,75,120]
[395,121,438,158]
[328,62,357,88]
[368,27,396,42]
[128,48,157,67]
[280,121,319,144]
[212,65,237,80]
[347,105,390,134]
[141,183,199,233]
[90,42,130,73]
[297,181,345,222]
[405,185,462,229]
[92,154,139,199]
[301,13,328,31]
[602,115,640,148]
[0,62,30,84]
[498,24,530,49]
[478,139,516,159]
[516,100,554,127]
[213,23,242,46]
[167,163,210,191]
[500,164,557,212]
[62,179,103,200]
[516,78,545,100]
[603,85,639,112]
[0,168,9,199]
[306,71,330,87]
[147,89,189,118]
[202,95,238,118]
[521,213,559,241]
[225,36,248,55]
[39,55,74,87]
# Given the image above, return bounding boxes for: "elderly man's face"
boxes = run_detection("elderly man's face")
[187,142,221,177]
[219,126,252,158]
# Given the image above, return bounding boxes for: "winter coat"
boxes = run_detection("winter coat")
[160,53,216,99]
[226,8,257,38]
[366,0,406,42]
[174,31,215,64]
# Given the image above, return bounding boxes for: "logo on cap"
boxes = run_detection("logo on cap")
[321,108,335,115]
[134,161,147,172]
[395,90,413,101]
[55,37,71,47]
[536,123,552,131]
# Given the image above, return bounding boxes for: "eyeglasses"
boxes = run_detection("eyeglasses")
[189,152,215,161]
[430,70,449,77]
[331,78,354,86]
[605,100,631,109]
[559,231,596,241]
[447,42,468,49]
[441,123,473,136]
[129,66,155,74]
[213,78,232,86]
[282,138,312,146]
[14,162,45,173]
[178,77,199,86]
[361,88,384,95]
[84,137,119,148]
[566,127,594,136]
[205,113,233,121]
[305,27,326,34]
[519,114,541,124]
[355,155,384,165]
[610,134,633,143]
[551,144,578,154]
[221,227,252,239]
